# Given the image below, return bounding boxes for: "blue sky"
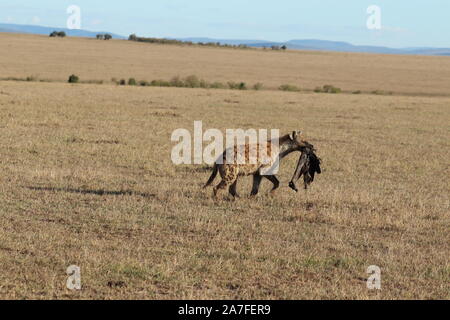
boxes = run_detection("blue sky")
[1,0,448,47]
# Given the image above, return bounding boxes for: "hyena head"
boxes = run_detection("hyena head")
[285,130,314,152]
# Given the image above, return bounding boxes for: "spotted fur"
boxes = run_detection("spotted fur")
[204,131,312,198]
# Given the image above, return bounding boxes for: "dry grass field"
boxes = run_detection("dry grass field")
[0,33,449,299]
[2,32,450,96]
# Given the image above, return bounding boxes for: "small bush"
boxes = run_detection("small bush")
[322,85,333,92]
[50,31,66,38]
[151,79,171,87]
[253,83,264,90]
[104,34,112,40]
[238,82,247,90]
[210,82,225,89]
[170,76,185,87]
[68,74,79,83]
[227,81,239,89]
[184,75,200,88]
[323,84,341,93]
[352,90,362,94]
[227,81,247,90]
[199,79,209,88]
[279,84,300,92]
[315,85,341,93]
[330,87,341,94]
[128,78,137,86]
[26,75,38,82]
[119,79,126,85]
[139,80,149,86]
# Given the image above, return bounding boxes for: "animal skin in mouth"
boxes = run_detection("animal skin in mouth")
[289,147,321,192]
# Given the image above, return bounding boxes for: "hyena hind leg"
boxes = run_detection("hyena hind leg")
[213,178,239,199]
[213,167,239,199]
[213,180,228,198]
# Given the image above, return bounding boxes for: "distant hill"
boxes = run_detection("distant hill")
[178,37,450,56]
[0,23,126,39]
[1,23,449,56]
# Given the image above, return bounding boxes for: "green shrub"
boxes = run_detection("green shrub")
[253,83,264,90]
[139,80,149,86]
[184,75,201,88]
[119,79,126,85]
[322,85,333,92]
[279,84,300,92]
[315,85,341,93]
[128,78,137,86]
[68,74,79,83]
[151,79,171,87]
[352,90,362,94]
[170,76,185,87]
[329,87,341,94]
[50,31,66,37]
[199,79,209,88]
[227,81,247,90]
[209,82,225,89]
[227,81,238,89]
[26,75,38,82]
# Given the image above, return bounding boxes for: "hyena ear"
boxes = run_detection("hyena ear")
[290,130,301,140]
[289,131,296,140]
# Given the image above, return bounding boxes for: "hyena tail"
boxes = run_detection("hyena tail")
[203,164,219,188]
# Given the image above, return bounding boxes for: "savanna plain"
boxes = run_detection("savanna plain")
[0,33,448,299]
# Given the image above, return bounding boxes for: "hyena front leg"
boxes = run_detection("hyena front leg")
[250,173,262,196]
[264,175,280,193]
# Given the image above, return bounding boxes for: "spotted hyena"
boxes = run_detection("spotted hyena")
[203,131,313,198]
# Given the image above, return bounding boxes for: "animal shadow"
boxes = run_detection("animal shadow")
[26,186,156,198]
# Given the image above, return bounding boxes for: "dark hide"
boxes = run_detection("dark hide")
[288,147,321,192]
